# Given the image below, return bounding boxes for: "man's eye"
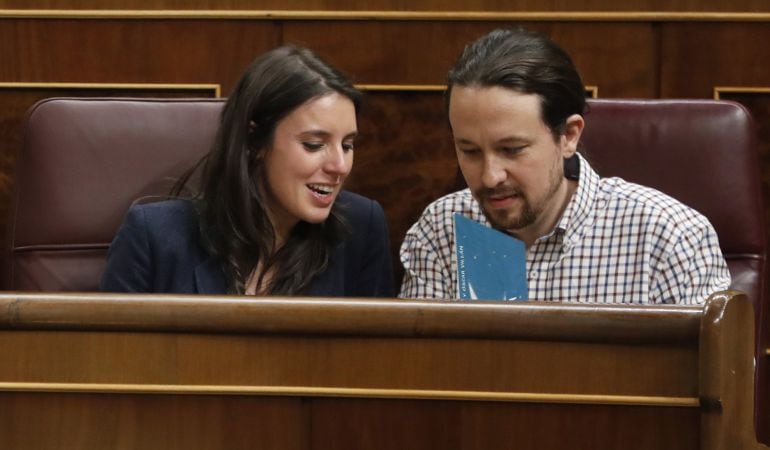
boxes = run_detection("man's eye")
[303,142,324,151]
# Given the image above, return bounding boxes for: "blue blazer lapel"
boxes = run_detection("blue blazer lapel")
[194,259,227,294]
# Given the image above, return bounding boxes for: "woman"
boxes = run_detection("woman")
[100,46,394,297]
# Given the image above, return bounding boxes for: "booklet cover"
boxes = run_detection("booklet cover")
[454,214,528,301]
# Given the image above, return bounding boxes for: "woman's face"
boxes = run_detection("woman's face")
[262,92,357,240]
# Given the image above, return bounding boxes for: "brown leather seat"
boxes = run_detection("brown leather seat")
[3,97,225,292]
[581,99,766,308]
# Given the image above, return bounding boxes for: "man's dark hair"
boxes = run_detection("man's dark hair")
[447,27,587,137]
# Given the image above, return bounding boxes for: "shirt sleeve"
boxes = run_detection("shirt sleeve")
[398,205,455,299]
[650,218,731,305]
[99,205,154,293]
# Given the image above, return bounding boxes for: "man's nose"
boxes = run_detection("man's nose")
[480,155,506,187]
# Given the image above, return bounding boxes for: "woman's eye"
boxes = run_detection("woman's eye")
[502,146,526,155]
[342,142,355,152]
[303,142,324,151]
[459,148,480,156]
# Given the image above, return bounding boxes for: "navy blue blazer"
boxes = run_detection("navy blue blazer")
[100,191,394,297]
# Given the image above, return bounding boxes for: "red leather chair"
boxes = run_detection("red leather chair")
[2,97,225,291]
[581,99,766,311]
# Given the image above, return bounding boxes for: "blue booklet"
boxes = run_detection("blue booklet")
[454,214,528,301]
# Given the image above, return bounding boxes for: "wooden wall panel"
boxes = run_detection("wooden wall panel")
[524,22,658,98]
[348,89,456,283]
[0,19,279,92]
[660,23,770,98]
[284,21,658,97]
[284,21,469,85]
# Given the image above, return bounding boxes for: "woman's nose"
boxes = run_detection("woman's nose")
[324,145,352,176]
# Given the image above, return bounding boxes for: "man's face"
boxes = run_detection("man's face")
[449,85,582,243]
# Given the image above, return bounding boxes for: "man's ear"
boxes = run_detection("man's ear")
[561,114,585,158]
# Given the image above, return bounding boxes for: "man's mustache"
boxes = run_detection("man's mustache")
[475,186,523,199]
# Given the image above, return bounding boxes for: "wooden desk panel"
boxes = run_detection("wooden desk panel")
[311,399,699,450]
[0,392,306,450]
[0,331,698,398]
[0,292,764,449]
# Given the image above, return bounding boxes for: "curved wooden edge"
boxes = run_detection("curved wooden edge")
[699,291,770,449]
[0,292,702,343]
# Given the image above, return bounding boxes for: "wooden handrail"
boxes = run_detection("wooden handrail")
[0,291,701,343]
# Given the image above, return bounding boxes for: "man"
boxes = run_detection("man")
[399,27,730,304]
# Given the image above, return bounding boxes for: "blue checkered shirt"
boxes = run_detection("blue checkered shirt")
[399,154,731,304]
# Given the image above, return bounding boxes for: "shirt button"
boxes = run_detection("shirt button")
[530,271,539,279]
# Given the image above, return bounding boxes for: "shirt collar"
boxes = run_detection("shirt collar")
[553,153,600,241]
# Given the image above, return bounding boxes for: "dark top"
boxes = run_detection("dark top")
[100,191,394,297]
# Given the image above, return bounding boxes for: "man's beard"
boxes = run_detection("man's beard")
[477,186,537,231]
[474,161,564,233]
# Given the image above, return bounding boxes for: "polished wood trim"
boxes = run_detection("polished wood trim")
[0,82,222,97]
[357,84,446,92]
[0,382,700,407]
[714,86,770,99]
[0,292,703,342]
[356,84,599,97]
[2,10,770,22]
